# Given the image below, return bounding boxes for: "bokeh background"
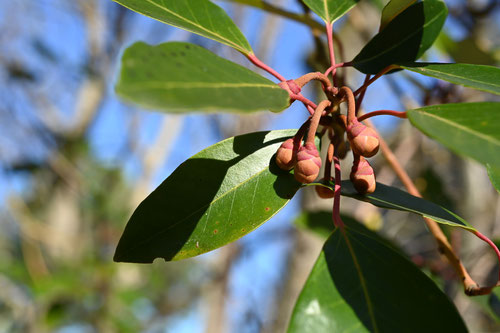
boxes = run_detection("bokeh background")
[0,0,499,332]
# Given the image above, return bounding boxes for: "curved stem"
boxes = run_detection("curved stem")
[353,65,400,97]
[324,62,352,77]
[337,86,356,124]
[246,53,286,82]
[357,110,407,122]
[474,230,500,282]
[290,93,318,110]
[294,72,332,90]
[306,100,331,144]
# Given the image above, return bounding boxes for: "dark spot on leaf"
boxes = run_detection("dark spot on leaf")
[213,229,218,234]
[241,228,246,232]
[175,62,182,67]
[185,44,191,49]
[215,221,220,225]
[171,52,177,57]
[160,51,167,57]
[265,207,270,211]
[180,51,186,57]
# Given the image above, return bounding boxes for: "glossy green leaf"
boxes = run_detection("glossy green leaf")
[401,63,500,95]
[380,0,416,31]
[113,0,252,54]
[114,130,307,263]
[310,181,474,230]
[115,42,289,113]
[302,0,359,23]
[487,164,500,194]
[407,102,500,168]
[353,0,447,74]
[288,219,467,333]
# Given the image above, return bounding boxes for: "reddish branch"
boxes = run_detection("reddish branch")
[246,53,286,82]
[357,110,407,122]
[364,117,500,296]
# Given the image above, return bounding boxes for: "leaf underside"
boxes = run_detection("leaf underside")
[113,0,253,54]
[379,0,417,31]
[401,63,500,96]
[288,219,467,332]
[407,102,500,169]
[114,130,312,263]
[308,180,474,231]
[115,42,289,113]
[302,0,359,23]
[353,0,447,74]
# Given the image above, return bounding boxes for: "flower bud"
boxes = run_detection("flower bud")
[347,120,379,158]
[315,178,334,198]
[294,142,321,183]
[276,138,296,170]
[350,157,376,194]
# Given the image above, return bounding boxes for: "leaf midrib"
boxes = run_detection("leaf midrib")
[125,0,250,53]
[365,194,471,229]
[411,109,500,146]
[342,228,379,333]
[119,159,280,256]
[404,65,500,90]
[122,82,280,90]
[356,4,443,65]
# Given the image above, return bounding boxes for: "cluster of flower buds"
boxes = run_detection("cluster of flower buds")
[275,84,380,197]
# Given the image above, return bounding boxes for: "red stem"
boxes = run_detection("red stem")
[290,93,318,110]
[246,53,286,82]
[474,230,500,281]
[325,23,337,84]
[324,62,352,77]
[306,100,331,143]
[332,153,344,228]
[355,74,371,114]
[353,65,399,97]
[357,110,408,122]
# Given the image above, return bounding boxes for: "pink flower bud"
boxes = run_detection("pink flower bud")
[347,120,380,158]
[294,142,321,184]
[315,178,334,198]
[350,157,376,194]
[276,138,296,170]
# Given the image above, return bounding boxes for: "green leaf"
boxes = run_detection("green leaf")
[113,0,252,54]
[380,0,416,31]
[353,0,447,74]
[310,181,475,230]
[487,164,500,194]
[114,130,307,263]
[407,102,500,168]
[115,42,289,113]
[302,0,359,23]
[401,63,500,95]
[288,219,467,333]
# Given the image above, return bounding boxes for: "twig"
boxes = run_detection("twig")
[364,117,500,295]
